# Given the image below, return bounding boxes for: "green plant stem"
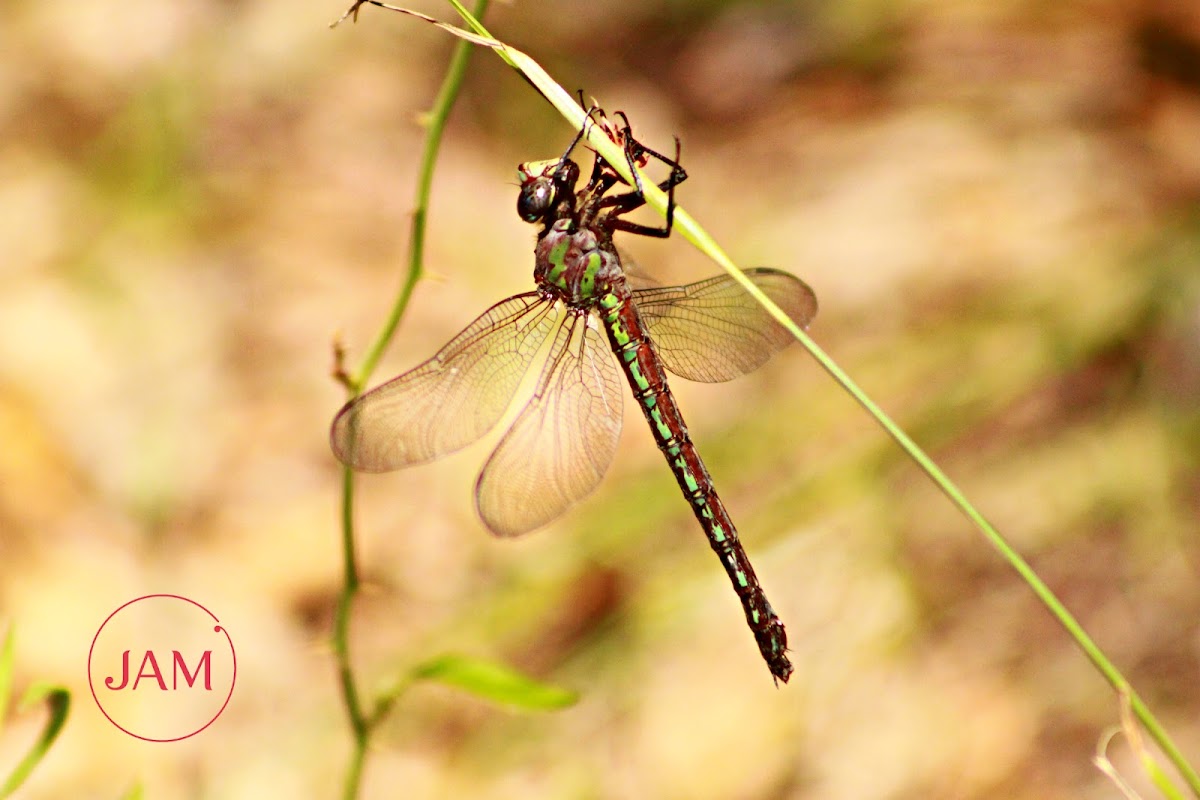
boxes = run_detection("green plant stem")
[350,7,486,390]
[680,194,1200,796]
[792,326,1200,795]
[331,3,487,798]
[335,467,365,739]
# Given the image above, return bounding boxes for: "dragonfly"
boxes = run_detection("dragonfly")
[331,110,818,683]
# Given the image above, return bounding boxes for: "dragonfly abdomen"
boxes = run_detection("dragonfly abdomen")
[600,284,794,683]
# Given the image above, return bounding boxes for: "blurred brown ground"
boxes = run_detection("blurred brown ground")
[1,0,1199,798]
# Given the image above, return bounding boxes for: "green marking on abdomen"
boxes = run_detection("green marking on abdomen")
[610,320,630,346]
[600,284,794,683]
[679,463,699,494]
[649,407,674,443]
[629,360,649,391]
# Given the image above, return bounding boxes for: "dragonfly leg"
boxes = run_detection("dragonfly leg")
[597,135,685,239]
[613,110,688,197]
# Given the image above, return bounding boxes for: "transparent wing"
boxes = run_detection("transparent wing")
[331,293,557,471]
[633,268,818,383]
[617,247,655,287]
[475,313,623,537]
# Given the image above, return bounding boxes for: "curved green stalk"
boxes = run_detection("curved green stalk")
[374,4,1200,794]
[330,3,488,798]
[790,326,1199,798]
[0,627,71,800]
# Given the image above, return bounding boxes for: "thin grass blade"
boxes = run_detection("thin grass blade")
[0,683,70,799]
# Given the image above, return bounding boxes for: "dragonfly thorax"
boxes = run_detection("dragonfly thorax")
[534,218,623,307]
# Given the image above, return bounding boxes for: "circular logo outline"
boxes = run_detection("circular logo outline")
[88,594,237,742]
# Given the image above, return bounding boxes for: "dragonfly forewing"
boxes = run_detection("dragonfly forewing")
[635,268,817,383]
[475,312,623,538]
[331,293,557,471]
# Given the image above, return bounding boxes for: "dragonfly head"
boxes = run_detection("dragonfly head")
[516,157,580,225]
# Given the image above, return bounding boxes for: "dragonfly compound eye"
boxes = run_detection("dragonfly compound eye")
[517,177,556,223]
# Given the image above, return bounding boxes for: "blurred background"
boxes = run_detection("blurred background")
[2,0,1199,797]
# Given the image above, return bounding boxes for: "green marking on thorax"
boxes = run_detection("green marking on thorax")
[578,252,600,298]
[547,239,570,288]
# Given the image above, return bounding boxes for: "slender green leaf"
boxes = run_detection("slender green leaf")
[410,655,577,710]
[0,683,70,799]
